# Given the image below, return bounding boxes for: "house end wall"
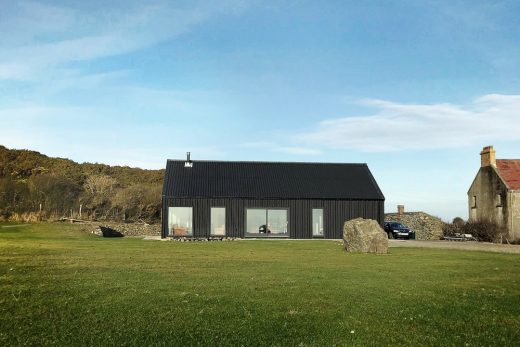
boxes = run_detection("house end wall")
[510,191,520,241]
[467,166,508,227]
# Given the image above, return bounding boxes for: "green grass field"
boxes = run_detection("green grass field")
[1,223,519,346]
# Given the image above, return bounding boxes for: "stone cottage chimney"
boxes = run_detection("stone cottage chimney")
[480,146,496,167]
[397,205,404,215]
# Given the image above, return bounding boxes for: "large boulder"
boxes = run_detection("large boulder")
[343,218,388,254]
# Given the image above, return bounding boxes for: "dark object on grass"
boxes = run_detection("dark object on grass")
[99,226,124,238]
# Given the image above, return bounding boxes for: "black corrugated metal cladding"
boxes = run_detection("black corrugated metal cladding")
[163,160,385,200]
[161,197,384,238]
[161,159,385,238]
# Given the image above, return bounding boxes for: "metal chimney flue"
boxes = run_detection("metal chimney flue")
[184,152,193,167]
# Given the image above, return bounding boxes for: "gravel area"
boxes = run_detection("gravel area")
[389,239,520,254]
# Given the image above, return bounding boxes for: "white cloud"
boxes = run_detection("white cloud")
[240,141,321,156]
[296,94,520,152]
[274,146,322,155]
[0,1,250,81]
[240,141,276,148]
[0,63,33,80]
[0,1,76,46]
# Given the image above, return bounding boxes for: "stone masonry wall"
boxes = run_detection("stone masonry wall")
[511,191,520,241]
[87,222,161,236]
[384,212,446,240]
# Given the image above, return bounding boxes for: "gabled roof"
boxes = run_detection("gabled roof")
[496,159,520,190]
[163,160,384,200]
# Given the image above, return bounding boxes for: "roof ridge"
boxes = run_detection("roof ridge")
[166,159,367,165]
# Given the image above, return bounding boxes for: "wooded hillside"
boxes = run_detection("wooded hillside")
[0,145,164,222]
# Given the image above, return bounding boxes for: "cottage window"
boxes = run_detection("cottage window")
[312,209,324,236]
[246,208,288,237]
[168,207,193,236]
[211,207,226,236]
[471,196,477,209]
[496,194,502,207]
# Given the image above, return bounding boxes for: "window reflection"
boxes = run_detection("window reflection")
[246,208,288,237]
[312,209,324,236]
[211,207,225,236]
[168,207,193,236]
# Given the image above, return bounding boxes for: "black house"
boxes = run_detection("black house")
[161,156,385,239]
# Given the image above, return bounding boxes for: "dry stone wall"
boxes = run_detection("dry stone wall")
[88,222,161,236]
[385,212,446,240]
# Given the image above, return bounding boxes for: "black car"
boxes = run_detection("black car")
[384,221,415,240]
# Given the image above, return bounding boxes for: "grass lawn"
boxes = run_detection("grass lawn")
[1,223,519,346]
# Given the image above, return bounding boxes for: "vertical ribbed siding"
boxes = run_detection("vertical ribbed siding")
[161,198,384,239]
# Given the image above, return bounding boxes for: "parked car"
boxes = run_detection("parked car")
[384,221,415,239]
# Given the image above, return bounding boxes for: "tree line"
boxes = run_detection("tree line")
[0,145,164,223]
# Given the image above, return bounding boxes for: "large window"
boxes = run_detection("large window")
[168,207,193,236]
[211,207,225,236]
[268,210,288,234]
[246,208,288,237]
[312,208,324,237]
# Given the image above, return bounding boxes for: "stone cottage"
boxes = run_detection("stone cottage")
[468,146,520,241]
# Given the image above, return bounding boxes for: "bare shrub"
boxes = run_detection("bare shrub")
[442,222,460,237]
[442,217,465,238]
[0,209,12,221]
[452,217,464,228]
[443,218,508,243]
[9,212,40,222]
[462,219,508,243]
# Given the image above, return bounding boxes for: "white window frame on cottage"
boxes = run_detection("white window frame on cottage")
[471,196,477,209]
[496,194,502,207]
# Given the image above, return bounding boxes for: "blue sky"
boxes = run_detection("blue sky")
[1,0,520,221]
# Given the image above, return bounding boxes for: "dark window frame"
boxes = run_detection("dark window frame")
[168,206,194,237]
[210,206,226,237]
[244,207,290,238]
[312,208,325,238]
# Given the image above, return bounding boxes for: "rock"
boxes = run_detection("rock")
[343,218,388,254]
[99,226,124,237]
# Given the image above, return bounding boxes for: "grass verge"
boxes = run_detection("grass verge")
[1,223,519,346]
